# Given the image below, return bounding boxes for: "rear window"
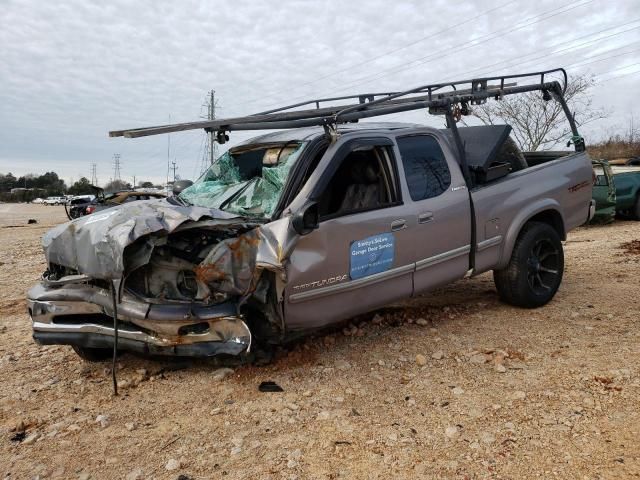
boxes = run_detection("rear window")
[397,136,451,201]
[594,175,608,186]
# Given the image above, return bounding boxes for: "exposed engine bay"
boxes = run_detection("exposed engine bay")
[123,227,254,305]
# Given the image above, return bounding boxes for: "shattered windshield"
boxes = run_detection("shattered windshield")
[179,142,305,218]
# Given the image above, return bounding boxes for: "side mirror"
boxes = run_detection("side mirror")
[172,180,193,196]
[291,201,319,235]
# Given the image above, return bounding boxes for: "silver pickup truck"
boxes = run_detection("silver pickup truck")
[27,69,595,362]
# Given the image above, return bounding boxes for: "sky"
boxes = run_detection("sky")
[1,0,639,187]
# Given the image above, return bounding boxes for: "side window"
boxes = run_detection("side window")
[316,146,400,220]
[397,136,451,201]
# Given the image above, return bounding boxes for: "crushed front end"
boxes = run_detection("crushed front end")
[27,199,288,359]
[28,278,252,357]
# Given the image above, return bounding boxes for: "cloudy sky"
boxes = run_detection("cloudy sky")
[1,0,638,187]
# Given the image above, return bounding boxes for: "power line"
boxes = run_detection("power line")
[238,0,517,108]
[594,62,640,84]
[257,18,637,118]
[564,44,640,70]
[463,22,640,79]
[255,0,596,111]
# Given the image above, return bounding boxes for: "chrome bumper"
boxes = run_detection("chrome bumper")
[27,282,251,357]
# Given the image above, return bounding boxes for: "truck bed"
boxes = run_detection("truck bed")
[470,151,593,273]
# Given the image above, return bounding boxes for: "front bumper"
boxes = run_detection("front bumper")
[27,281,251,357]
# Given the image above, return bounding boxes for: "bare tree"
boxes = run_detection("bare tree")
[471,74,607,151]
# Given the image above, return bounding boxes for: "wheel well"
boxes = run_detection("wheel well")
[527,209,565,240]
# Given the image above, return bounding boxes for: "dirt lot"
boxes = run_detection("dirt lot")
[0,203,639,480]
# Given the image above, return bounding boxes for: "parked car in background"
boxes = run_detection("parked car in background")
[84,190,166,215]
[43,196,65,205]
[592,160,640,221]
[590,160,616,224]
[608,165,640,219]
[32,198,44,204]
[65,195,96,220]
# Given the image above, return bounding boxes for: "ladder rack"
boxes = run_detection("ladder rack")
[109,68,573,141]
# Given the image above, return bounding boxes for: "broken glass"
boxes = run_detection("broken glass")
[180,143,305,218]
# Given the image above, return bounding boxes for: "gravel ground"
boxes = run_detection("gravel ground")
[0,203,639,480]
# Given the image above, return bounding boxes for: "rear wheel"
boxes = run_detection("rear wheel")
[72,345,113,362]
[493,222,564,308]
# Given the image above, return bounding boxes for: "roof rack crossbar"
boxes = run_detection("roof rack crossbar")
[108,84,509,138]
[109,68,567,139]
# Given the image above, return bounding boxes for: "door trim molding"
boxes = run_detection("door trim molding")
[288,263,414,304]
[415,244,470,271]
[288,242,476,304]
[476,235,503,252]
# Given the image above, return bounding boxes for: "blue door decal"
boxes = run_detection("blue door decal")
[349,233,395,280]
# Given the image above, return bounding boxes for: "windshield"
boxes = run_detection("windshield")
[179,142,305,217]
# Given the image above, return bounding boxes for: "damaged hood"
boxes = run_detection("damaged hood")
[43,199,249,279]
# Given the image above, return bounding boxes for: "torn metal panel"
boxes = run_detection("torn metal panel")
[255,217,299,277]
[195,229,262,297]
[42,199,244,279]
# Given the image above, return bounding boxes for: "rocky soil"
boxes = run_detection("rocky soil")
[0,204,638,479]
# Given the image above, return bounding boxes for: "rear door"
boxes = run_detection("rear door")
[395,134,472,293]
[284,137,414,331]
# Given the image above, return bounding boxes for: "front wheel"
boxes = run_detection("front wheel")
[493,222,564,308]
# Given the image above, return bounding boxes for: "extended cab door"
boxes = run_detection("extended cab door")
[395,134,472,294]
[284,137,414,331]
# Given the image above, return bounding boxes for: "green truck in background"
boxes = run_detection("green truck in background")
[591,160,640,223]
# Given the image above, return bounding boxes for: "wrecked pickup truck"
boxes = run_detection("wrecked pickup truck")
[28,69,595,362]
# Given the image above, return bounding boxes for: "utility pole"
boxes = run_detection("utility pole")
[199,90,219,175]
[113,154,121,181]
[132,176,136,189]
[171,160,178,182]
[166,114,171,195]
[209,90,217,165]
[90,163,98,186]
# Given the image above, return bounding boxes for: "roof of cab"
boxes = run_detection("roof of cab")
[235,122,422,146]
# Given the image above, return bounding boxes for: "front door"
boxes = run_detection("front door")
[284,137,414,331]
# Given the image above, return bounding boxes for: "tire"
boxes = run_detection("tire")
[493,221,564,308]
[72,345,113,362]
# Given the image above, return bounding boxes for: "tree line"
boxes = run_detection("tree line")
[0,171,161,202]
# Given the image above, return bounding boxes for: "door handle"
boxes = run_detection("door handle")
[391,219,406,231]
[418,212,434,224]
